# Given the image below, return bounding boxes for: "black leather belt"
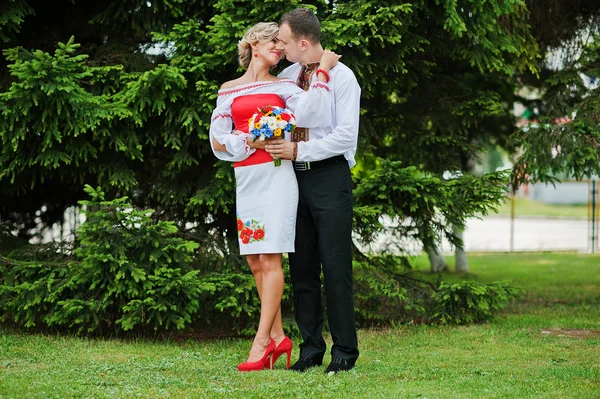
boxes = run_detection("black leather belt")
[293,155,346,171]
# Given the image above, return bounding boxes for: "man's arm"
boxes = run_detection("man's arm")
[296,68,360,161]
[266,67,360,162]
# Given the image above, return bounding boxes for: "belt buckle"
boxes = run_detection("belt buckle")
[295,161,311,171]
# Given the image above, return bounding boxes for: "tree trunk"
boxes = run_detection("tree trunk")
[453,224,469,273]
[426,244,448,273]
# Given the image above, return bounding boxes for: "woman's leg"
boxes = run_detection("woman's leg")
[270,307,286,345]
[246,254,262,292]
[247,254,286,345]
[245,253,285,361]
[256,253,285,341]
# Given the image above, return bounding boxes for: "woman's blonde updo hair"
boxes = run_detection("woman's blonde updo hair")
[238,22,279,69]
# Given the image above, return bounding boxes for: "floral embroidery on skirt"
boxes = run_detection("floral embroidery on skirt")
[237,214,266,244]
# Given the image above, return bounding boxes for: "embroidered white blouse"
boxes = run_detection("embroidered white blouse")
[209,79,332,162]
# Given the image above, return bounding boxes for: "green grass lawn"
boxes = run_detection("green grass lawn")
[493,197,592,219]
[1,253,599,398]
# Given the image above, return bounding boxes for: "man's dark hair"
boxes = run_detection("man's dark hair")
[279,8,321,44]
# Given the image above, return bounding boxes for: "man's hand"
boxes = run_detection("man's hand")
[265,138,295,160]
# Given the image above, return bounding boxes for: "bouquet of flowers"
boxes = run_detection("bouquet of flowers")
[248,105,296,167]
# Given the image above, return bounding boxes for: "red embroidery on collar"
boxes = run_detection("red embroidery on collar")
[218,80,296,96]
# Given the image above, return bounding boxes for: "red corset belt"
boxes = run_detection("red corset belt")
[231,93,284,168]
[234,149,274,168]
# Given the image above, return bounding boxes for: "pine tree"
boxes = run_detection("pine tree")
[0,0,545,333]
[513,1,600,185]
[1,1,539,259]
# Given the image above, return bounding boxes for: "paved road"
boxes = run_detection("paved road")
[451,216,591,252]
[357,216,595,254]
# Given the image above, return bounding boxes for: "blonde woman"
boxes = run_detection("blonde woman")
[209,22,338,372]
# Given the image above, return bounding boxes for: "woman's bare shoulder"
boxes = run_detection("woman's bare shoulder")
[220,78,246,90]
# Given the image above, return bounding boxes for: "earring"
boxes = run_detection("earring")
[253,53,258,58]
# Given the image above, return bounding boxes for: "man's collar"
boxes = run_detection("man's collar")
[300,62,320,70]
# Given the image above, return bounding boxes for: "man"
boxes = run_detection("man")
[265,8,361,374]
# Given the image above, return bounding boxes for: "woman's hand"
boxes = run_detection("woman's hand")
[231,130,265,149]
[318,50,341,74]
[248,138,266,149]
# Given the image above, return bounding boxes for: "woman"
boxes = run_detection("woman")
[209,22,338,372]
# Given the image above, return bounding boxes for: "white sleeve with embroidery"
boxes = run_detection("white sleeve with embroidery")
[284,82,332,128]
[209,94,255,162]
[297,68,361,163]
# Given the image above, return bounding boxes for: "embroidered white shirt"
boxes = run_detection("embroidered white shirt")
[279,62,361,167]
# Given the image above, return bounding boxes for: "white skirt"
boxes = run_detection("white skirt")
[234,159,299,255]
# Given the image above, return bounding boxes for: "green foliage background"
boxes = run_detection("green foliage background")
[0,186,521,333]
[4,0,594,334]
[0,0,539,238]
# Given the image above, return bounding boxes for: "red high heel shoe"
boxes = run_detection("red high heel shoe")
[238,339,275,372]
[265,336,293,369]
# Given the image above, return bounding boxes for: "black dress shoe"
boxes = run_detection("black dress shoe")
[325,358,354,374]
[290,357,322,372]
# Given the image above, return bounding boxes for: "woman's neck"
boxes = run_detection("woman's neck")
[244,62,272,82]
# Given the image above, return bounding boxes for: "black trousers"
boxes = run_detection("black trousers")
[289,159,359,363]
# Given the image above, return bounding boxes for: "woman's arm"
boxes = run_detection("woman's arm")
[285,50,340,128]
[209,96,255,161]
[212,137,228,152]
